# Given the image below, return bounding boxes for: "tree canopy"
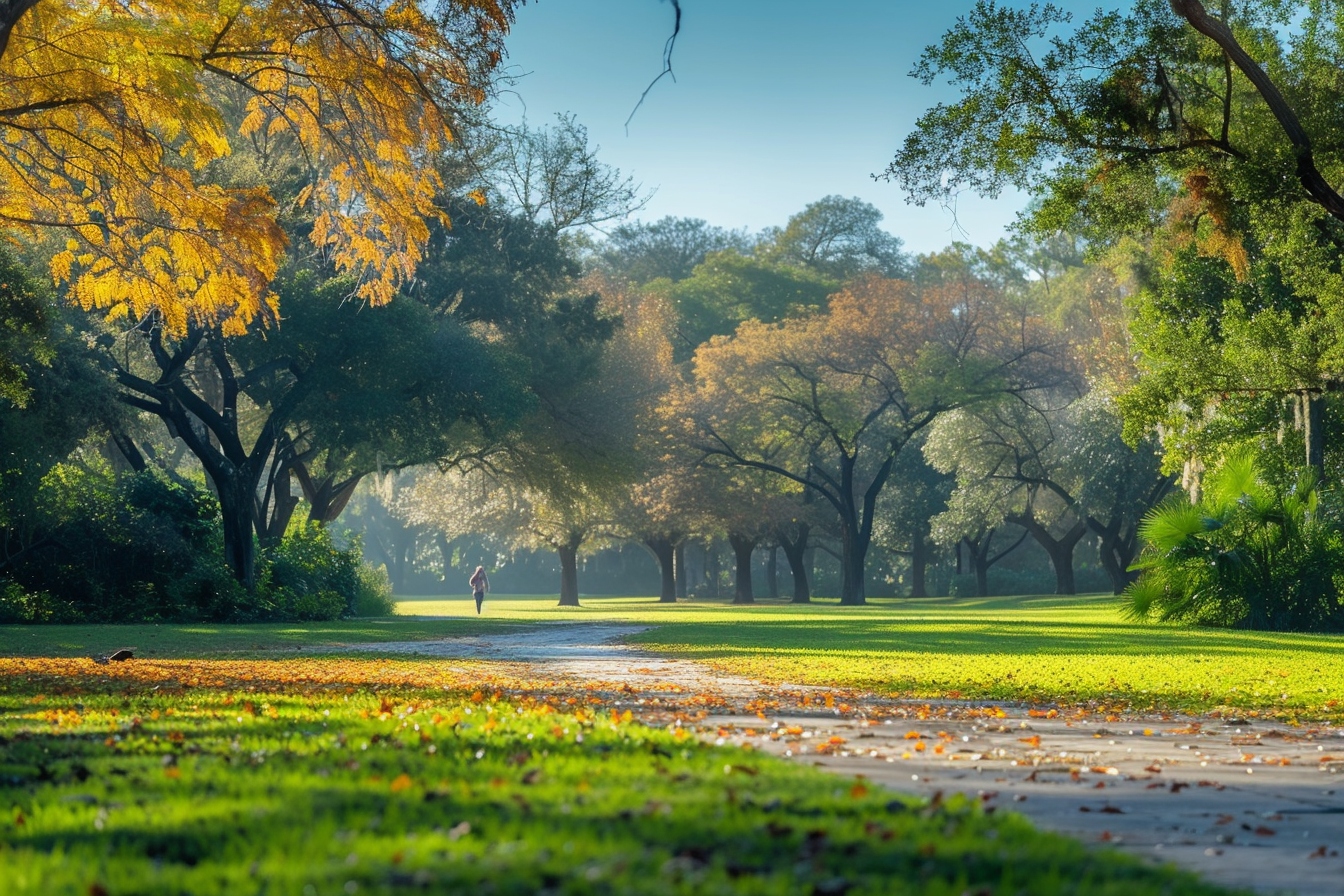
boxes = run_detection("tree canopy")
[0,0,514,332]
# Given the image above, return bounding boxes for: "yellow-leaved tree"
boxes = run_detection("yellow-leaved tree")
[0,0,513,333]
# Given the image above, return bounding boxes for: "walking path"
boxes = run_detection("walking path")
[356,622,1344,896]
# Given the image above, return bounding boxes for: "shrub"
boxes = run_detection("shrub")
[3,461,243,623]
[350,563,396,617]
[2,462,392,624]
[259,523,390,620]
[1126,450,1344,632]
[0,581,79,624]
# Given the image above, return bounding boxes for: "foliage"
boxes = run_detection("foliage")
[0,250,53,408]
[1,462,244,624]
[350,564,398,617]
[0,656,1242,895]
[759,195,909,281]
[891,0,1344,472]
[0,255,116,534]
[599,216,754,284]
[1127,450,1344,632]
[655,249,834,362]
[0,0,515,333]
[0,463,392,623]
[261,524,367,621]
[109,194,613,586]
[673,273,1050,604]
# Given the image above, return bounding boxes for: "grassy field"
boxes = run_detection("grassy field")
[2,592,1331,893]
[0,648,1241,895]
[396,593,1344,721]
[0,616,515,659]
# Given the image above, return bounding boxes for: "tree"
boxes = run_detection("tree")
[673,274,1047,605]
[0,0,514,331]
[599,217,753,284]
[925,399,1089,595]
[926,390,1172,595]
[875,434,954,598]
[110,273,525,588]
[890,0,1344,477]
[0,252,116,573]
[490,113,649,233]
[658,250,834,362]
[761,196,908,281]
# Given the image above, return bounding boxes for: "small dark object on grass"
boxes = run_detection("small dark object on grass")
[92,648,135,664]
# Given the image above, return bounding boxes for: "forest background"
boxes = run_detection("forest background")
[3,0,1344,634]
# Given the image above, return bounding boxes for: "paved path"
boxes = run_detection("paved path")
[356,622,1344,896]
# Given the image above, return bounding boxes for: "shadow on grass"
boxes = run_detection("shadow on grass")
[0,699,1245,896]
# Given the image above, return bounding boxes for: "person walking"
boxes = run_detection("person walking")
[469,565,489,615]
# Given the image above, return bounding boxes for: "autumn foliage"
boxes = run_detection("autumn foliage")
[0,0,514,333]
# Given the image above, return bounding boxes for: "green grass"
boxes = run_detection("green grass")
[0,660,1244,895]
[396,593,1344,720]
[0,617,514,659]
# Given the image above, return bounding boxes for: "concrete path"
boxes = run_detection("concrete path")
[354,622,1344,896]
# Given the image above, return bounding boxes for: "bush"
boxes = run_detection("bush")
[1,463,390,624]
[258,523,391,620]
[1126,450,1344,632]
[0,581,79,624]
[3,461,244,623]
[351,564,396,617]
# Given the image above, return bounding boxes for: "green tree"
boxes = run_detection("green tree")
[599,217,753,285]
[890,0,1344,476]
[761,196,909,282]
[657,250,834,362]
[0,251,116,575]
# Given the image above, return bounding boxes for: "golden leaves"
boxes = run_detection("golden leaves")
[0,0,515,332]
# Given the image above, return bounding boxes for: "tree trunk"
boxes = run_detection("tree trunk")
[970,538,989,597]
[216,476,258,590]
[1011,512,1087,595]
[674,541,688,599]
[784,548,801,601]
[644,536,677,603]
[779,526,806,601]
[1090,517,1140,595]
[910,535,928,598]
[766,545,779,599]
[838,521,869,605]
[557,542,581,607]
[728,533,756,604]
[265,467,300,542]
[706,541,720,598]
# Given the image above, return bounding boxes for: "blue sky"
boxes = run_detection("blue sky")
[494,0,1029,255]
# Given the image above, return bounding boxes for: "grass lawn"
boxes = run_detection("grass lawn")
[396,592,1344,721]
[4,593,1330,893]
[0,617,515,659]
[0,648,1244,895]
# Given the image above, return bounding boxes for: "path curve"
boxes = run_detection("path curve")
[352,622,1344,896]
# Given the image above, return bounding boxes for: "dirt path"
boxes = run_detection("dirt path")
[354,622,1344,896]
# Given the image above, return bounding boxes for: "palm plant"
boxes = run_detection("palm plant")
[1126,449,1344,632]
